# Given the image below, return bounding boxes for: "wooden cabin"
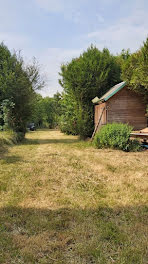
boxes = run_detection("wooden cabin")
[92,81,147,137]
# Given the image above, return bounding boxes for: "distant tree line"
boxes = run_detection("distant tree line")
[30,92,62,129]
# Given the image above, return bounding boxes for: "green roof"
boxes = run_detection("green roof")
[92,81,127,104]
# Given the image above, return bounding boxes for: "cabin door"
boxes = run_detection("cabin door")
[95,103,107,129]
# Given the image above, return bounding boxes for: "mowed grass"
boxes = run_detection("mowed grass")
[0,129,148,264]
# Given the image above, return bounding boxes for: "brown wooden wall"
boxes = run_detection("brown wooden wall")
[94,102,106,128]
[106,86,147,130]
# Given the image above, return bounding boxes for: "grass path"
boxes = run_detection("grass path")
[0,130,148,263]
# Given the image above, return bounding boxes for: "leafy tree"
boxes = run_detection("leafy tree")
[30,94,45,127]
[120,49,131,61]
[53,92,63,125]
[42,97,56,128]
[122,38,148,98]
[0,99,15,130]
[59,92,78,135]
[0,43,14,101]
[31,94,62,128]
[59,45,121,138]
[122,38,148,116]
[0,43,44,138]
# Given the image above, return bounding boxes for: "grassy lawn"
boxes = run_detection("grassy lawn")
[0,129,148,264]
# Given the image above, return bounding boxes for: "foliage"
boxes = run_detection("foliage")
[93,123,141,151]
[0,130,16,146]
[0,43,44,138]
[59,92,78,135]
[43,97,56,128]
[122,37,148,107]
[31,93,63,128]
[127,139,142,152]
[59,45,121,138]
[0,99,15,130]
[53,92,63,126]
[0,130,18,153]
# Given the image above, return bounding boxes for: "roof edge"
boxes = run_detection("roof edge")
[92,97,100,104]
[104,81,127,101]
[92,81,127,104]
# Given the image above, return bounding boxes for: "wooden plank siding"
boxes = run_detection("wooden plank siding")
[106,86,147,130]
[94,102,106,129]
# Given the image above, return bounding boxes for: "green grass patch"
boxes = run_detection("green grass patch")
[0,130,147,263]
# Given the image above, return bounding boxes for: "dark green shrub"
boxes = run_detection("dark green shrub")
[77,108,94,139]
[93,123,140,151]
[127,139,142,152]
[59,46,121,138]
[59,114,78,135]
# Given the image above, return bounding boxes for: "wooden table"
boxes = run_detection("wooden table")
[130,132,148,142]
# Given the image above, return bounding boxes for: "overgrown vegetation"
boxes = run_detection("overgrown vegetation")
[1,38,148,140]
[0,130,15,145]
[0,130,147,263]
[0,43,44,140]
[59,45,121,138]
[121,38,148,114]
[93,123,141,152]
[0,129,29,154]
[58,39,148,138]
[30,92,62,128]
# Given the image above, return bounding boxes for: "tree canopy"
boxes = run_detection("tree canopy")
[31,93,62,129]
[121,38,148,116]
[59,45,121,138]
[122,38,148,99]
[0,43,44,137]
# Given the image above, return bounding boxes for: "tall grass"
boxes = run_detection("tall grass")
[0,131,16,152]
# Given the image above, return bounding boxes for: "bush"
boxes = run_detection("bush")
[127,139,142,152]
[59,114,78,135]
[93,123,141,151]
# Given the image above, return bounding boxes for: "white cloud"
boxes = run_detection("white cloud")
[85,8,148,53]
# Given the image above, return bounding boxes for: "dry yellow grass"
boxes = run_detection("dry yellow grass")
[0,129,148,263]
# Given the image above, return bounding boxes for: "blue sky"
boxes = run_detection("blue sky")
[0,0,148,96]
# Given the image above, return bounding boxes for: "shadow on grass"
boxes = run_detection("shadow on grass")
[0,145,10,160]
[0,205,147,263]
[0,155,23,164]
[0,145,23,164]
[23,138,80,146]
